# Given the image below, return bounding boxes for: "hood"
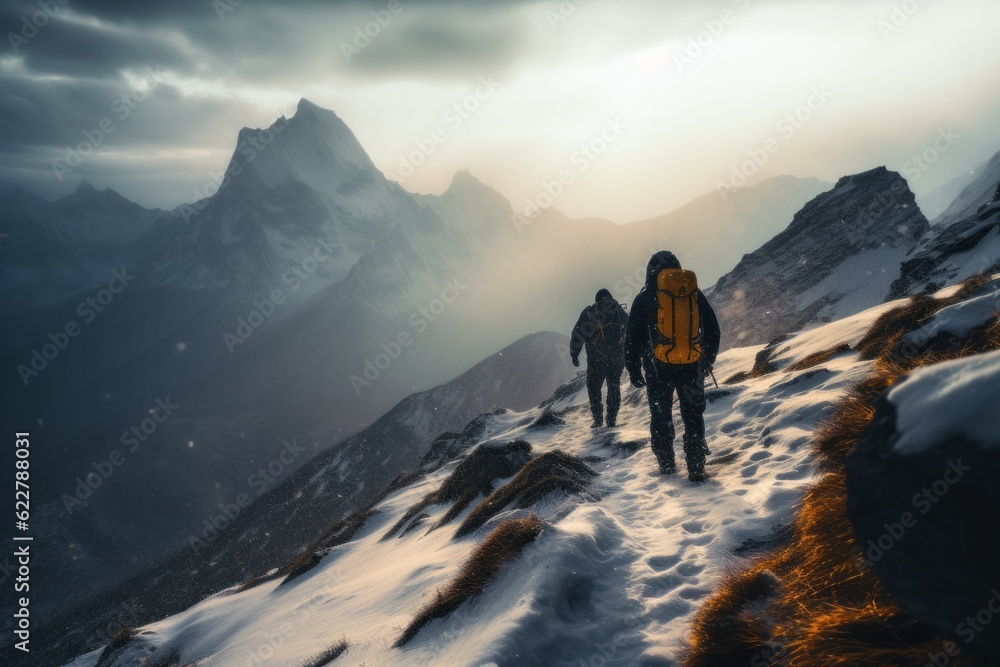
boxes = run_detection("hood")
[644,251,682,288]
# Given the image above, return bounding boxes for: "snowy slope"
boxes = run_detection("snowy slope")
[890,164,1000,298]
[932,149,1000,228]
[63,286,972,667]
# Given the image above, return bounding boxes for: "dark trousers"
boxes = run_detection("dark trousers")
[643,360,707,473]
[587,355,624,424]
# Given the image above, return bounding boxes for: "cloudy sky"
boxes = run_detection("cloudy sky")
[2,0,999,222]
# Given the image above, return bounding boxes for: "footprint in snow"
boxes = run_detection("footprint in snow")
[719,420,744,434]
[674,560,705,577]
[677,586,712,600]
[646,554,682,572]
[651,597,694,620]
[681,533,716,547]
[681,520,704,534]
[642,573,683,597]
[775,465,811,481]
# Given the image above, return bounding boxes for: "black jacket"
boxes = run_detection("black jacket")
[570,299,628,362]
[624,258,721,377]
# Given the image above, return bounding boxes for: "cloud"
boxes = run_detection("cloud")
[1,0,999,219]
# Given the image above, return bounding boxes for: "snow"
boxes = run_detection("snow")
[906,278,1000,346]
[794,244,910,321]
[934,150,1000,228]
[64,295,936,667]
[888,349,1000,455]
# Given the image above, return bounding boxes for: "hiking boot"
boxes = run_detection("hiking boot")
[590,417,603,428]
[606,416,617,428]
[654,451,676,474]
[688,470,708,483]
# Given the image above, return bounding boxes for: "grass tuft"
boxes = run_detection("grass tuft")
[383,440,532,539]
[784,342,852,372]
[455,451,597,538]
[297,639,348,667]
[395,516,543,647]
[724,336,788,384]
[279,506,379,586]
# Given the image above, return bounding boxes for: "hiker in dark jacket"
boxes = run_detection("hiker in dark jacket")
[570,288,629,428]
[625,251,721,482]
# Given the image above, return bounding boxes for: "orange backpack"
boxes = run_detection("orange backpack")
[654,269,703,365]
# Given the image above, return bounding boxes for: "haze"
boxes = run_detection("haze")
[2,0,999,222]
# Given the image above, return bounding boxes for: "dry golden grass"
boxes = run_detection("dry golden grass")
[684,279,1000,667]
[853,295,942,361]
[723,339,786,385]
[279,506,379,586]
[855,273,996,362]
[383,440,532,540]
[395,516,543,647]
[783,342,852,373]
[455,451,596,538]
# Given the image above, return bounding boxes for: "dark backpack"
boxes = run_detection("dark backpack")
[590,297,626,358]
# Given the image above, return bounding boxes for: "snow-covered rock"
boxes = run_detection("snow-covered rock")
[905,276,1000,347]
[888,350,1000,455]
[846,350,1000,661]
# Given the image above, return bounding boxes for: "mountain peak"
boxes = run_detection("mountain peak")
[56,182,140,209]
[446,169,493,194]
[295,97,327,115]
[709,164,930,347]
[794,166,920,234]
[226,98,377,194]
[831,165,902,191]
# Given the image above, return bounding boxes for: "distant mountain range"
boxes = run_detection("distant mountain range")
[3,98,999,662]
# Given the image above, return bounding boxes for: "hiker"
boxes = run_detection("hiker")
[624,251,721,482]
[570,288,629,428]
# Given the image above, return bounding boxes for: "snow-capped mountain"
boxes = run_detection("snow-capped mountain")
[931,148,1000,227]
[60,276,1000,667]
[708,167,929,348]
[890,151,1000,298]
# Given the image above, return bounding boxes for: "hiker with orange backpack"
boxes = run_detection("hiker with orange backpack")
[625,251,721,482]
[570,289,629,428]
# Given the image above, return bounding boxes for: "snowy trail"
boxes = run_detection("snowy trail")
[68,295,937,667]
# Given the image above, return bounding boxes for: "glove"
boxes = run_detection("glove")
[628,368,646,388]
[571,355,580,368]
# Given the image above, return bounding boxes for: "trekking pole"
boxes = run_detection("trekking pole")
[709,367,719,389]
